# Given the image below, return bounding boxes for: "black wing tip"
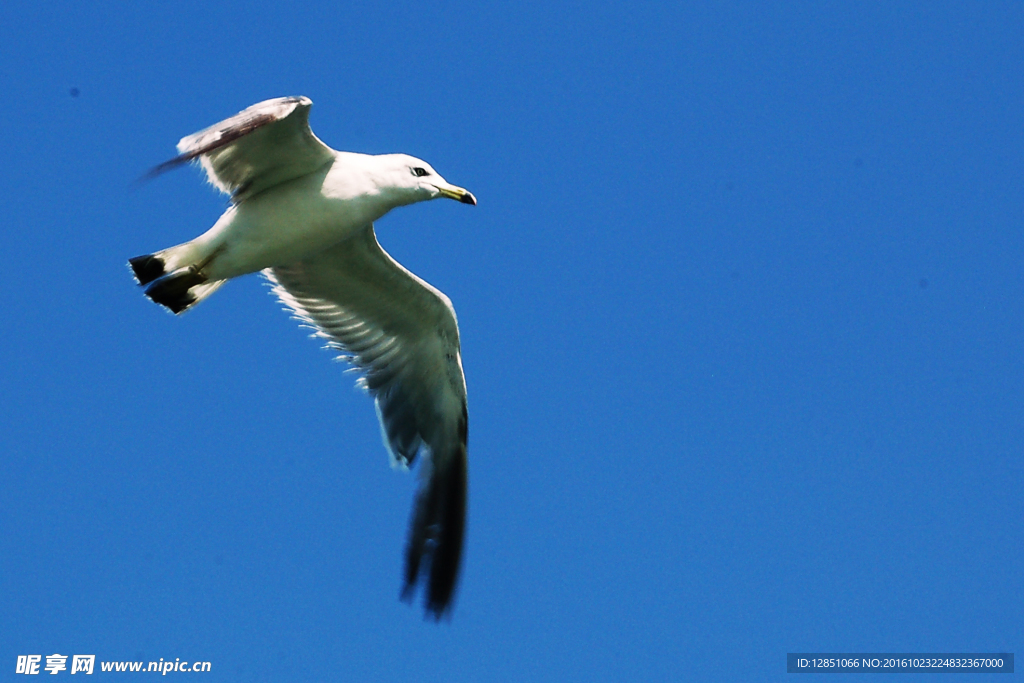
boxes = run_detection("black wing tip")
[400,580,456,623]
[138,153,196,183]
[401,442,468,621]
[128,254,167,286]
[400,580,452,622]
[142,267,207,314]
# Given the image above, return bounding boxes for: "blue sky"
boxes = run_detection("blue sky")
[1,1,1021,680]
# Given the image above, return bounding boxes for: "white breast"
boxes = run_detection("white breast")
[202,160,397,280]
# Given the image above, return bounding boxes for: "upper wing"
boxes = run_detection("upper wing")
[266,226,468,619]
[147,96,335,201]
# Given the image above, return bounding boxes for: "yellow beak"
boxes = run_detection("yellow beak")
[437,185,477,205]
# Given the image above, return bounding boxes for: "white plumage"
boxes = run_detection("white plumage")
[131,96,475,619]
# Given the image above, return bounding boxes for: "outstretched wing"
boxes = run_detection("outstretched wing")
[147,96,335,201]
[266,226,469,619]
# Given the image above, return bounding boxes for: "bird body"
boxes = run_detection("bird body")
[164,155,399,281]
[130,96,475,619]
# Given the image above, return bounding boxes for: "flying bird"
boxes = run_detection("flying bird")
[130,96,475,619]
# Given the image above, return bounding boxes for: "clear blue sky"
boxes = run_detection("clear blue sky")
[1,1,1020,680]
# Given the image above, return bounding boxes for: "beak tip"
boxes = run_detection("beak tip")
[461,191,477,206]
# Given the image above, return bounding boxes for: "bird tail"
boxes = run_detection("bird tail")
[401,439,468,620]
[129,243,225,314]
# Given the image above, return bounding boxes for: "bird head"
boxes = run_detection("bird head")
[379,154,477,207]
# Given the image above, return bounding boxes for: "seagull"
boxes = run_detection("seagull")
[130,96,475,619]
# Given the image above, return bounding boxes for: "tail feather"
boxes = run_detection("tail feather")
[401,440,468,620]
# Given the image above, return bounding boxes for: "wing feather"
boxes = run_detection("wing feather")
[266,225,468,618]
[146,96,335,201]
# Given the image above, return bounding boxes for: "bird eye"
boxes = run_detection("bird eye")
[411,167,430,177]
